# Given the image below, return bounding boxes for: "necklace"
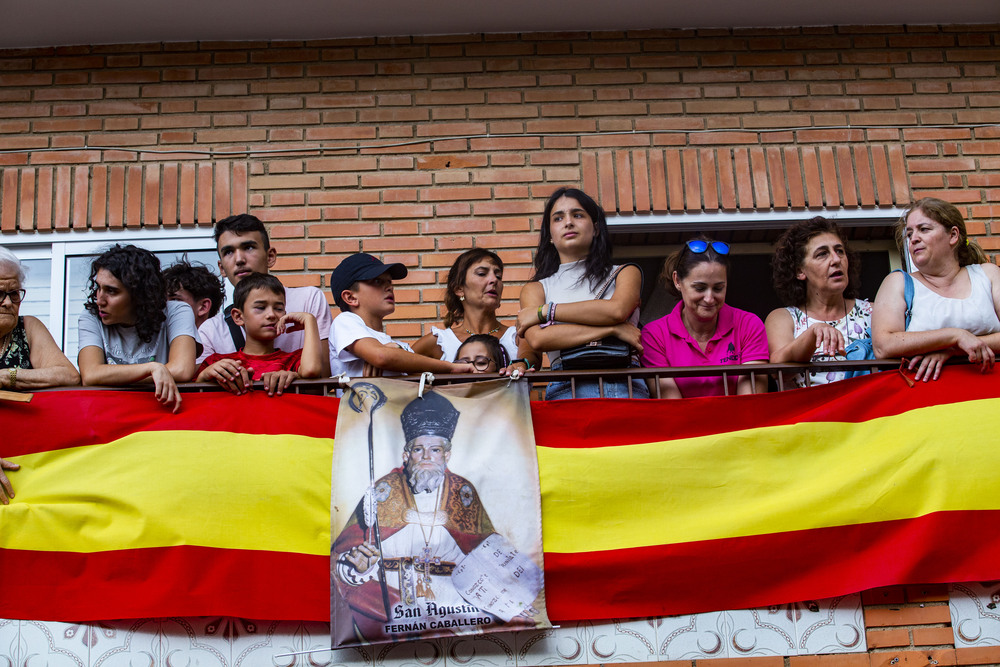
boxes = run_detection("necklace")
[465,323,501,336]
[805,297,850,338]
[414,483,444,601]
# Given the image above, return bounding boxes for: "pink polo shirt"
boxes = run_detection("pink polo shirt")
[640,302,769,398]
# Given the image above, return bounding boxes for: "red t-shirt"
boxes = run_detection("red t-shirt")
[198,349,302,380]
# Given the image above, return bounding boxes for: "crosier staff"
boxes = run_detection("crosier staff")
[347,382,392,624]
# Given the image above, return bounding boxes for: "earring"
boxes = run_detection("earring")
[460,296,465,302]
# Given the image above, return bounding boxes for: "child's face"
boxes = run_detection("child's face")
[350,272,395,318]
[233,287,285,341]
[455,341,497,373]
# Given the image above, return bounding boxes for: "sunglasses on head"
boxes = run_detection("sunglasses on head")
[686,240,730,255]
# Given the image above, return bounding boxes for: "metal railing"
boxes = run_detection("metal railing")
[21,358,910,398]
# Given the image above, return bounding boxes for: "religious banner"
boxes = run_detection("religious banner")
[330,378,551,646]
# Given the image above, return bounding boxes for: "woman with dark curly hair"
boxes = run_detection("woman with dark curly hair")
[412,248,538,371]
[765,217,871,387]
[78,244,199,412]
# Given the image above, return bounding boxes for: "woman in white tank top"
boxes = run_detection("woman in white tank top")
[516,187,648,400]
[872,198,1000,381]
[412,248,538,371]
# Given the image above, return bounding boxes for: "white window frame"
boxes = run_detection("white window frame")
[2,227,217,350]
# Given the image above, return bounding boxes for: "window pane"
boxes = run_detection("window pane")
[19,258,52,328]
[64,249,219,363]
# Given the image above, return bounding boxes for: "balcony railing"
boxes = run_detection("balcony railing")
[20,358,912,398]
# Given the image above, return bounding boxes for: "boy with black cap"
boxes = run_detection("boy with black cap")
[329,253,475,377]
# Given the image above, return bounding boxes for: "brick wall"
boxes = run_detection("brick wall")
[1,25,999,340]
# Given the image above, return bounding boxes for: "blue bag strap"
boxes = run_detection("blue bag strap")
[893,269,914,330]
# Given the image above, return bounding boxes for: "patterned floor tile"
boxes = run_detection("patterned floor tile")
[656,611,728,661]
[585,617,657,664]
[513,622,588,666]
[725,607,797,657]
[237,619,360,667]
[439,630,517,667]
[373,636,446,667]
[155,618,229,666]
[0,619,20,664]
[17,620,90,667]
[950,582,1000,647]
[794,595,866,655]
[90,619,164,667]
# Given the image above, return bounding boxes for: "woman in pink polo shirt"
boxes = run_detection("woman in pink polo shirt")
[640,237,769,398]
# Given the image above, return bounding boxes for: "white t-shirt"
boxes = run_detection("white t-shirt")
[197,284,333,365]
[329,311,414,377]
[78,300,200,365]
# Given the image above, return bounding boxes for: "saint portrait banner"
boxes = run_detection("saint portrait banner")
[330,378,551,647]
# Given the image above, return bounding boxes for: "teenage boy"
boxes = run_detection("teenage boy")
[164,259,226,329]
[197,272,323,396]
[329,253,475,376]
[198,214,333,378]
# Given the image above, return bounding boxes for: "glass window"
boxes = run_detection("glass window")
[1,229,220,364]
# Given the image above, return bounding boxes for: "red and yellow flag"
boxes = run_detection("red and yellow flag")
[2,367,999,622]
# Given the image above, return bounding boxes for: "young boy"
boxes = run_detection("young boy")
[198,272,324,396]
[329,253,475,376]
[163,259,226,329]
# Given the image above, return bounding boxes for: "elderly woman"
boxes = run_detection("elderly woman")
[413,248,538,372]
[78,244,199,412]
[0,246,80,392]
[640,237,768,398]
[765,217,872,386]
[872,198,1000,381]
[1,245,80,504]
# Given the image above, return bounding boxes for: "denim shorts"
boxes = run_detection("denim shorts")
[545,358,650,401]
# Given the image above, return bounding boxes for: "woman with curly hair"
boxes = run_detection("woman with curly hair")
[765,217,871,387]
[872,198,1000,381]
[412,248,537,371]
[78,244,199,412]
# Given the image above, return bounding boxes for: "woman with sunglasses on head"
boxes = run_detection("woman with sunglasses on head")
[517,187,648,399]
[872,198,1000,381]
[454,334,509,374]
[77,244,199,413]
[640,237,768,398]
[765,217,872,387]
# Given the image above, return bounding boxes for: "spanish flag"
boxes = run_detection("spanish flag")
[2,367,999,623]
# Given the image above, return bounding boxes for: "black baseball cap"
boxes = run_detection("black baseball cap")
[330,253,407,310]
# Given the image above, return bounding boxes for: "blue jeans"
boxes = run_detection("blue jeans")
[545,358,650,400]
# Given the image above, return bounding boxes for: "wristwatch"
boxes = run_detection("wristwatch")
[7,367,16,388]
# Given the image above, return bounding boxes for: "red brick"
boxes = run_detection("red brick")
[789,654,871,667]
[870,650,955,667]
[865,604,952,627]
[910,626,955,646]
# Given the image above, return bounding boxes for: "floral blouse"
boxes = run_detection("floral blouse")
[787,299,872,387]
[0,316,32,370]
